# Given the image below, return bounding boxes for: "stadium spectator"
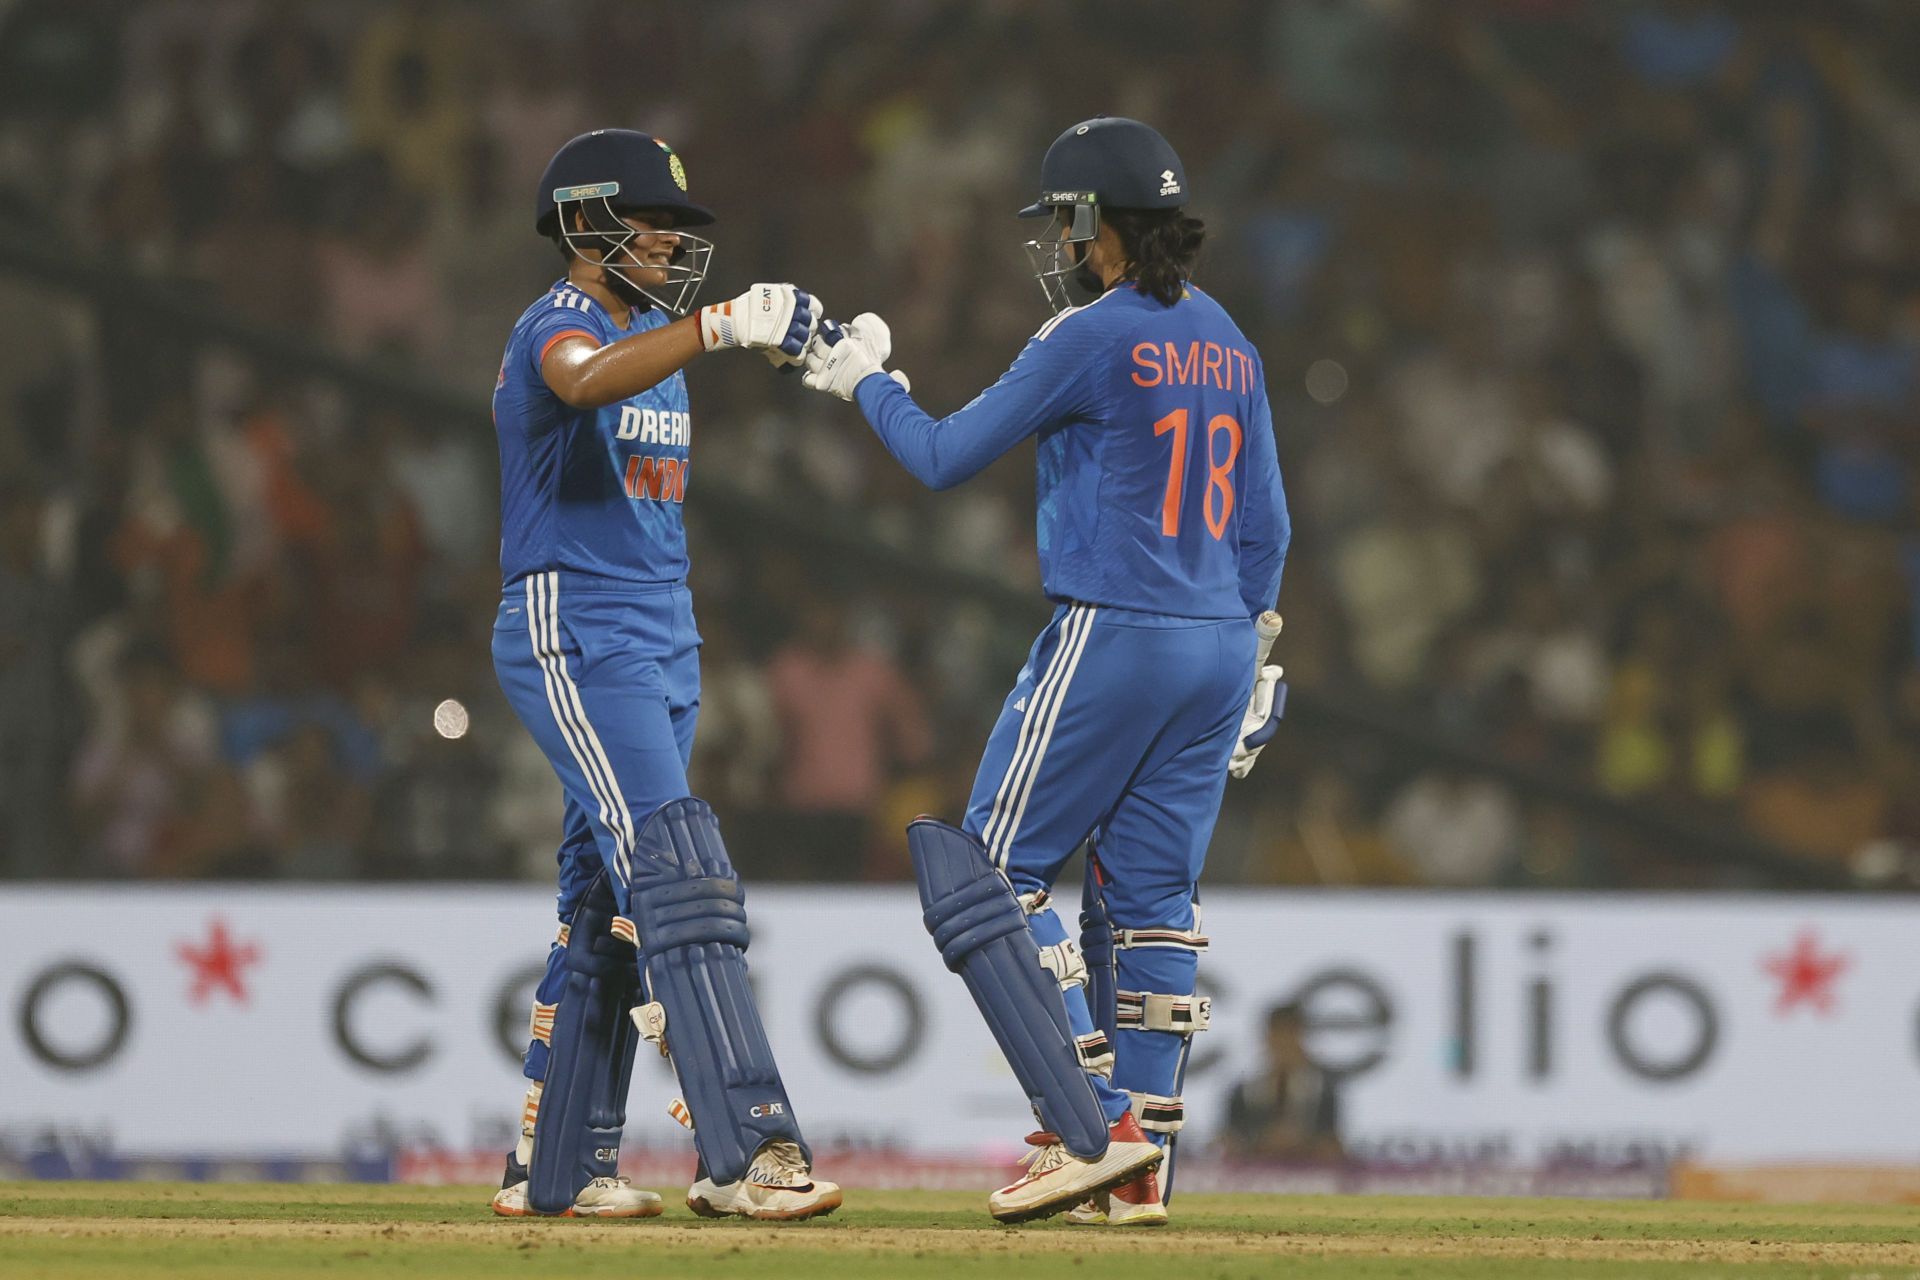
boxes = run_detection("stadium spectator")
[1,0,1915,887]
[765,603,931,878]
[1222,1002,1343,1161]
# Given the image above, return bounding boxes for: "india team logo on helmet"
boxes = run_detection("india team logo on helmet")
[658,139,689,192]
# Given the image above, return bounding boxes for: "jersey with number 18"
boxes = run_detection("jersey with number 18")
[854,284,1288,620]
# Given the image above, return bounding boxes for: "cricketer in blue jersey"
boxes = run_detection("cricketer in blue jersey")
[486,128,841,1222]
[802,117,1290,1225]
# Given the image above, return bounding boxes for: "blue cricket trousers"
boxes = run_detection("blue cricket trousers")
[493,570,701,1080]
[964,601,1254,1125]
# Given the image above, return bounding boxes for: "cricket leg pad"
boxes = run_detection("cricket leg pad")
[630,797,808,1187]
[527,871,642,1214]
[1079,854,1118,1045]
[909,817,1110,1160]
[1111,905,1210,1200]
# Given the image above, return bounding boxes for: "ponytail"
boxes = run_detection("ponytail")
[1104,207,1206,306]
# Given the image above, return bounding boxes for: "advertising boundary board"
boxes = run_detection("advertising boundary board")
[2,887,1914,1167]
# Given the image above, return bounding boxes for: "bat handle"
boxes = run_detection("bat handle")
[1254,610,1282,667]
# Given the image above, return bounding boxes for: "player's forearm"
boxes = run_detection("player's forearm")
[854,374,982,491]
[544,318,705,409]
[855,371,1040,492]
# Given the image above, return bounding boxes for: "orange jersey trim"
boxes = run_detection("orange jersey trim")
[538,328,598,365]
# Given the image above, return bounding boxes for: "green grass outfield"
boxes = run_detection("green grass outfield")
[3,1182,1918,1279]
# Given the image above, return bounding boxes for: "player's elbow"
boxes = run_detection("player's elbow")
[922,467,969,492]
[549,374,614,411]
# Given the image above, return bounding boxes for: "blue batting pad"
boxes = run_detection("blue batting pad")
[1079,854,1118,1045]
[630,798,807,1186]
[908,818,1110,1160]
[528,871,641,1214]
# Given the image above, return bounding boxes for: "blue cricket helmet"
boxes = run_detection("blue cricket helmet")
[536,128,715,314]
[1018,116,1189,314]
[1017,116,1187,219]
[536,128,715,234]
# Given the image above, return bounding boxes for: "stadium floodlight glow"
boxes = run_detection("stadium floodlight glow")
[433,698,470,740]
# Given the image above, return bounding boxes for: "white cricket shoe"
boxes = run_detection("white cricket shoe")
[988,1113,1164,1224]
[491,1175,664,1218]
[1063,1196,1107,1225]
[1066,1167,1169,1226]
[685,1140,842,1221]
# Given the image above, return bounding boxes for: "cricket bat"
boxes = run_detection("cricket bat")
[1254,610,1283,667]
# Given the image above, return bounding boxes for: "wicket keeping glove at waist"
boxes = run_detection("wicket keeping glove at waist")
[699,283,818,365]
[802,312,912,400]
[1228,664,1286,779]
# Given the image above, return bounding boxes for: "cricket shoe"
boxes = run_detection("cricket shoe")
[686,1140,842,1220]
[490,1176,664,1218]
[987,1112,1164,1224]
[1063,1167,1169,1227]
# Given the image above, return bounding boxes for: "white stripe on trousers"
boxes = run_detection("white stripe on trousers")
[993,607,1097,866]
[526,576,620,877]
[542,573,639,878]
[979,605,1088,856]
[526,572,637,884]
[984,604,1097,867]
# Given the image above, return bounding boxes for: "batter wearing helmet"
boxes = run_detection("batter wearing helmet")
[488,128,839,1220]
[801,117,1290,1224]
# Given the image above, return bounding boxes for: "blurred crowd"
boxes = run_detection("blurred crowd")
[0,0,1915,888]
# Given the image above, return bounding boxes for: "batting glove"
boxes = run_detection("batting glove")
[801,312,912,400]
[699,283,818,363]
[1228,664,1287,779]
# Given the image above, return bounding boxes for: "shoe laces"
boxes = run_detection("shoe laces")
[747,1140,811,1188]
[1016,1131,1070,1179]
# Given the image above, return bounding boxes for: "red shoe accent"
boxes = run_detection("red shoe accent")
[1108,1112,1151,1144]
[1112,1168,1162,1207]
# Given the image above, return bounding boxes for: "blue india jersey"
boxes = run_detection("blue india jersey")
[493,281,693,587]
[855,284,1289,620]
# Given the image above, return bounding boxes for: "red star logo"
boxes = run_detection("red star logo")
[1762,929,1849,1016]
[175,917,264,1005]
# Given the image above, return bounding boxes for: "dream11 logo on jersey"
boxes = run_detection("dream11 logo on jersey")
[615,407,690,503]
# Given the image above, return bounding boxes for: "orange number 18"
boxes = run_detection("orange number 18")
[1154,409,1242,540]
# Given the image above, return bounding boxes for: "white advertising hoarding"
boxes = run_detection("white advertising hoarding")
[1,888,1914,1165]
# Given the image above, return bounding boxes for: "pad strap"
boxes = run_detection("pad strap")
[1074,1029,1115,1078]
[1116,989,1212,1034]
[1127,1090,1185,1134]
[628,1001,669,1057]
[1115,926,1208,952]
[1035,938,1088,991]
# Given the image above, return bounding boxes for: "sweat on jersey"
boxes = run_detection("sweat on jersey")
[493,280,694,587]
[853,284,1289,621]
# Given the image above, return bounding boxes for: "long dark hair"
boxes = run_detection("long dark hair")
[1104,207,1206,305]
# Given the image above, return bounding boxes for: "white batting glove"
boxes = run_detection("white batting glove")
[698,283,818,362]
[801,312,912,401]
[1228,664,1286,779]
